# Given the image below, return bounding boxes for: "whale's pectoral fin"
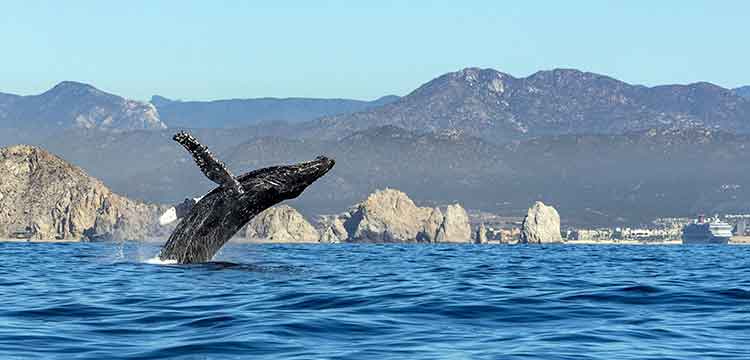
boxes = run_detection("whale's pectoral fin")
[173,131,244,195]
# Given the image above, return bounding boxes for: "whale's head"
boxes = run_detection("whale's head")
[238,155,335,201]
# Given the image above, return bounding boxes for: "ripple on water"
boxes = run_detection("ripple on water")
[0,242,749,359]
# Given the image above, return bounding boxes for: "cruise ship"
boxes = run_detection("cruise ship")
[682,216,733,244]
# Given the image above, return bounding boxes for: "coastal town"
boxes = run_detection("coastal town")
[471,213,750,244]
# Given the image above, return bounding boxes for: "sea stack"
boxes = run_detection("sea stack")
[319,215,348,243]
[244,205,320,243]
[340,188,472,243]
[435,204,472,243]
[475,223,488,244]
[344,188,434,242]
[520,201,562,244]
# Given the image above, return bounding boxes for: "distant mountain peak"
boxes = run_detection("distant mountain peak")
[0,82,166,130]
[53,80,94,88]
[372,95,400,104]
[46,81,102,96]
[149,95,174,107]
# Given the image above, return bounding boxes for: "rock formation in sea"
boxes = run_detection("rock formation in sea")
[436,204,472,243]
[340,188,471,243]
[318,214,349,243]
[520,201,562,244]
[343,189,432,242]
[0,145,169,241]
[417,207,444,243]
[244,205,320,243]
[475,223,488,244]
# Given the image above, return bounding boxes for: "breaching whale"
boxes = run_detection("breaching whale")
[158,131,334,264]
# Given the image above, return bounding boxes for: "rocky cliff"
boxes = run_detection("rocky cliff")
[475,223,488,244]
[244,205,320,243]
[340,188,471,243]
[344,188,435,242]
[435,204,472,243]
[520,201,562,244]
[152,94,399,128]
[0,145,168,240]
[318,214,349,243]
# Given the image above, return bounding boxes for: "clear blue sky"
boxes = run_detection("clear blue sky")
[1,0,748,101]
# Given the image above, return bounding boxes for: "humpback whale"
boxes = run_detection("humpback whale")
[159,131,334,264]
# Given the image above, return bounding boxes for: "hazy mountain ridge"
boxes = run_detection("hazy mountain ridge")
[6,123,748,225]
[116,125,510,215]
[0,82,166,130]
[150,94,399,128]
[144,126,750,224]
[303,68,750,142]
[735,86,750,98]
[504,127,750,224]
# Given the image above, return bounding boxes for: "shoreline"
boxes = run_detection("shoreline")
[564,239,682,245]
[0,238,166,243]
[0,238,72,243]
[3,238,750,245]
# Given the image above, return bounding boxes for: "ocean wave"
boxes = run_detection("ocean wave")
[0,242,749,359]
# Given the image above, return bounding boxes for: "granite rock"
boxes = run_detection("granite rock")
[520,201,562,244]
[244,205,320,243]
[0,145,168,241]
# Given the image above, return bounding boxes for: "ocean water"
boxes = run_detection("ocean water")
[1,242,749,359]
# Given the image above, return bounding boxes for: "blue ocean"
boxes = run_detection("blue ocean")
[1,242,749,359]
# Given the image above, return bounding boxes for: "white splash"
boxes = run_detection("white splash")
[145,256,178,265]
[159,207,178,225]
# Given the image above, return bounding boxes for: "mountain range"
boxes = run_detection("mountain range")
[3,70,748,140]
[0,81,166,130]
[302,68,750,142]
[151,94,399,128]
[0,81,399,130]
[3,67,750,225]
[734,86,750,99]
[5,124,749,226]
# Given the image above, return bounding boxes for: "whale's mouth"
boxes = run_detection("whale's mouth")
[308,156,335,176]
[285,155,335,182]
[275,155,335,199]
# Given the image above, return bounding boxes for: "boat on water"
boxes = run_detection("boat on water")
[682,216,733,244]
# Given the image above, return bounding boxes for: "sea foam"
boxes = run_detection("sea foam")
[145,256,178,265]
